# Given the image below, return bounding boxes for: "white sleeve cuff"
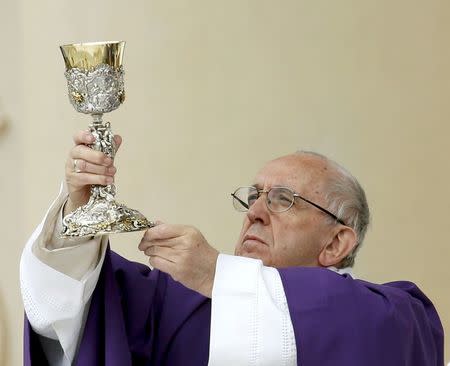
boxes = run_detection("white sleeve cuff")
[20,184,108,363]
[208,254,297,366]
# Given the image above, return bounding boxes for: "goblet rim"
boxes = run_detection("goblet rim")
[60,40,124,48]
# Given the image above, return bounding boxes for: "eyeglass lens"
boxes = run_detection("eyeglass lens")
[233,187,294,213]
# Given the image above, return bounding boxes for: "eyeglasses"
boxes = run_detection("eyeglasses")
[231,186,346,225]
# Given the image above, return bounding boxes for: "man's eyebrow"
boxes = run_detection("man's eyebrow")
[251,183,262,189]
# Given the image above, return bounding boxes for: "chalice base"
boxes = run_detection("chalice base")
[61,195,154,238]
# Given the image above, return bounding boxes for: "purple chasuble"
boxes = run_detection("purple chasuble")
[279,267,444,365]
[24,246,211,366]
[24,246,444,365]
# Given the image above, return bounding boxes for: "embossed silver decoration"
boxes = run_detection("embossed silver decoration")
[60,41,153,238]
[65,64,125,114]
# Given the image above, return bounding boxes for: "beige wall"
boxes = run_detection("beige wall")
[0,0,24,364]
[1,0,448,364]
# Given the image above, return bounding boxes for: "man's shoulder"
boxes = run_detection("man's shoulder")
[358,278,438,310]
[278,266,430,305]
[278,267,443,364]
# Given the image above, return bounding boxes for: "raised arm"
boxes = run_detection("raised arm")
[20,130,121,365]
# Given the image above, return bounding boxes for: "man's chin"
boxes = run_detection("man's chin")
[236,245,269,262]
[240,252,265,261]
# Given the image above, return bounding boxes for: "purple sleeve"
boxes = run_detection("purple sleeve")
[278,267,444,366]
[24,246,211,366]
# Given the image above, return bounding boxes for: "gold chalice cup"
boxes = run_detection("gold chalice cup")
[60,41,152,237]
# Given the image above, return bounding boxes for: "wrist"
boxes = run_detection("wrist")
[63,199,77,216]
[199,250,219,298]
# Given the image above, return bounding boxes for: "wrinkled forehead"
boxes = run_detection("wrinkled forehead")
[253,154,331,197]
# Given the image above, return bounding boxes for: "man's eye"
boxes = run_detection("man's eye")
[248,194,258,203]
[273,192,292,204]
[279,194,292,202]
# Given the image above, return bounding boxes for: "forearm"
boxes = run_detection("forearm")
[20,183,107,363]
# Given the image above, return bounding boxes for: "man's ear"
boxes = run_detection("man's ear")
[318,226,357,267]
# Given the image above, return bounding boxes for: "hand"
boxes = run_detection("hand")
[64,130,122,215]
[138,223,219,298]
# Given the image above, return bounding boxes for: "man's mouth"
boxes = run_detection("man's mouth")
[243,234,267,245]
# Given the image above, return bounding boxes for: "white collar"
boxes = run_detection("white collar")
[327,266,355,278]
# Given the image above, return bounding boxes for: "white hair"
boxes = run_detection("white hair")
[296,151,370,267]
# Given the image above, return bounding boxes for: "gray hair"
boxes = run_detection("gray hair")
[296,151,370,267]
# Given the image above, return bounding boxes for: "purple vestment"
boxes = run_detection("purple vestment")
[24,246,444,365]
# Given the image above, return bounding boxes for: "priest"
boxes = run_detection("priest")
[21,130,444,365]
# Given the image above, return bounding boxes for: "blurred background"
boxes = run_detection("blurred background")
[0,0,449,364]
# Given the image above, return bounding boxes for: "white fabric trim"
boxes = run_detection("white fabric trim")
[20,184,107,365]
[208,255,355,366]
[327,265,355,278]
[208,254,297,366]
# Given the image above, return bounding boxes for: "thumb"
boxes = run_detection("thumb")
[114,135,123,151]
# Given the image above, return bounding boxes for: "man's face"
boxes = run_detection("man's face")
[234,154,335,268]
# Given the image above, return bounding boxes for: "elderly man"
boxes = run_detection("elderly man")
[21,130,443,365]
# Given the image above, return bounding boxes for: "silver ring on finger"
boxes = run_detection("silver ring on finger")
[73,159,82,173]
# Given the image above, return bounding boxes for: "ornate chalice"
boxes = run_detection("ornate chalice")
[60,41,152,237]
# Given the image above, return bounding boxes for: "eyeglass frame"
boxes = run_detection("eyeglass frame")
[231,186,346,226]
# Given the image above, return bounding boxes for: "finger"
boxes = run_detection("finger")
[143,223,186,241]
[148,255,176,275]
[73,130,123,152]
[70,145,113,166]
[114,135,122,151]
[138,237,149,251]
[68,159,117,176]
[138,236,178,251]
[144,246,177,261]
[68,171,114,187]
[73,130,95,145]
[73,130,123,147]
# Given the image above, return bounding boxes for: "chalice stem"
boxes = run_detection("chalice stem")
[61,114,152,238]
[90,114,115,159]
[89,114,117,202]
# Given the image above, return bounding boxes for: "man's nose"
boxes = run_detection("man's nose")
[246,194,270,224]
